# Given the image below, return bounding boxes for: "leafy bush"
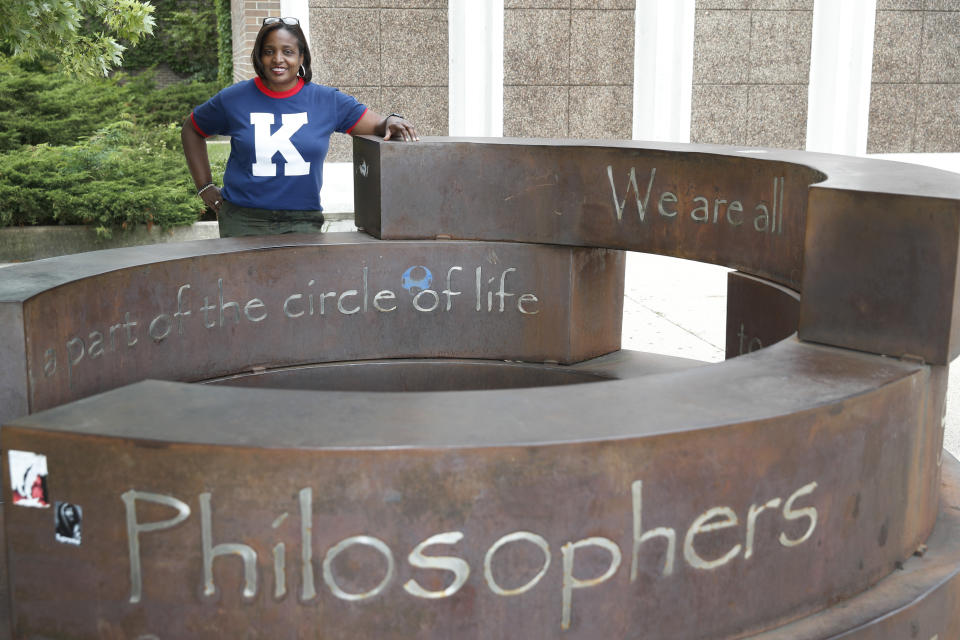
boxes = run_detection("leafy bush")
[0,121,225,234]
[163,8,219,81]
[121,0,218,82]
[134,80,221,127]
[215,0,233,87]
[0,0,156,78]
[0,58,223,232]
[0,59,217,151]
[0,62,131,150]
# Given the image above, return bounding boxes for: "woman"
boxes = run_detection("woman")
[182,16,419,237]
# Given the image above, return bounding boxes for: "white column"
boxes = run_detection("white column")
[633,0,695,143]
[448,0,504,137]
[806,0,876,155]
[280,0,311,47]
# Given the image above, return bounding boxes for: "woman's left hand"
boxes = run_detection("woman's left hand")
[350,110,421,141]
[383,115,419,142]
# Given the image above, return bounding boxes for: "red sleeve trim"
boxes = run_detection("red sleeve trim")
[190,112,210,138]
[345,107,369,135]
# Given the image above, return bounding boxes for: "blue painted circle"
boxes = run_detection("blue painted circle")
[401,266,433,293]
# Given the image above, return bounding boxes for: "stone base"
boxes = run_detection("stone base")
[0,214,357,263]
[0,222,221,262]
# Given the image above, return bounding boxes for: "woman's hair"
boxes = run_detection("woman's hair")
[251,22,313,84]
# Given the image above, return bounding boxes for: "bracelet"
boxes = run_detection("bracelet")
[386,113,405,122]
[196,183,217,197]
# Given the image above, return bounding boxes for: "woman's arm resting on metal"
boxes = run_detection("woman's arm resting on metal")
[350,111,420,142]
[181,118,223,213]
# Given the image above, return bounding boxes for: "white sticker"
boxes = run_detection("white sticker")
[8,450,50,508]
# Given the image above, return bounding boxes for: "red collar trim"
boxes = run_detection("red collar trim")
[254,76,305,98]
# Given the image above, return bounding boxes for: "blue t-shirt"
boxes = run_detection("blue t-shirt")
[190,77,368,211]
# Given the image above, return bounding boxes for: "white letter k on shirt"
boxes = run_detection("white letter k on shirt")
[250,112,310,177]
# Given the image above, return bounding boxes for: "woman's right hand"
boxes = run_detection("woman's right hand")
[199,185,223,216]
[181,117,221,216]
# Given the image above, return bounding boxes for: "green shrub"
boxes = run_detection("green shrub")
[134,80,220,127]
[0,59,223,232]
[0,63,128,150]
[0,121,225,234]
[215,0,233,88]
[0,59,217,151]
[164,8,219,81]
[121,0,219,82]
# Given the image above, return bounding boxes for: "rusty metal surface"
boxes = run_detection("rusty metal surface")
[204,351,706,392]
[208,358,614,391]
[751,453,960,640]
[0,235,624,424]
[0,305,27,426]
[0,338,945,639]
[1,337,929,448]
[725,271,800,359]
[354,137,820,290]
[800,188,960,364]
[1,137,960,637]
[354,136,960,364]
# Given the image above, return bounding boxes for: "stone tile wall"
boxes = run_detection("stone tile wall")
[232,0,281,83]
[502,1,636,140]
[691,0,813,149]
[230,0,960,156]
[308,1,449,161]
[868,1,960,153]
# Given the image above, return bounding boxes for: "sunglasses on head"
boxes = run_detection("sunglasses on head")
[263,17,299,26]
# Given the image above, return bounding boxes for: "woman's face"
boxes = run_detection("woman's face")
[260,28,304,92]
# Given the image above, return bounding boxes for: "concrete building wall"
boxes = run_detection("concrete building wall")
[502,1,636,139]
[868,1,960,153]
[308,1,449,161]
[230,0,959,156]
[691,0,814,149]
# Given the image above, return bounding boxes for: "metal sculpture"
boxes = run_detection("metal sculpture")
[1,137,959,639]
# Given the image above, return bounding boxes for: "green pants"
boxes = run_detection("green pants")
[218,200,325,238]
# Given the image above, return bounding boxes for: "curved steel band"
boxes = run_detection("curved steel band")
[1,137,960,638]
